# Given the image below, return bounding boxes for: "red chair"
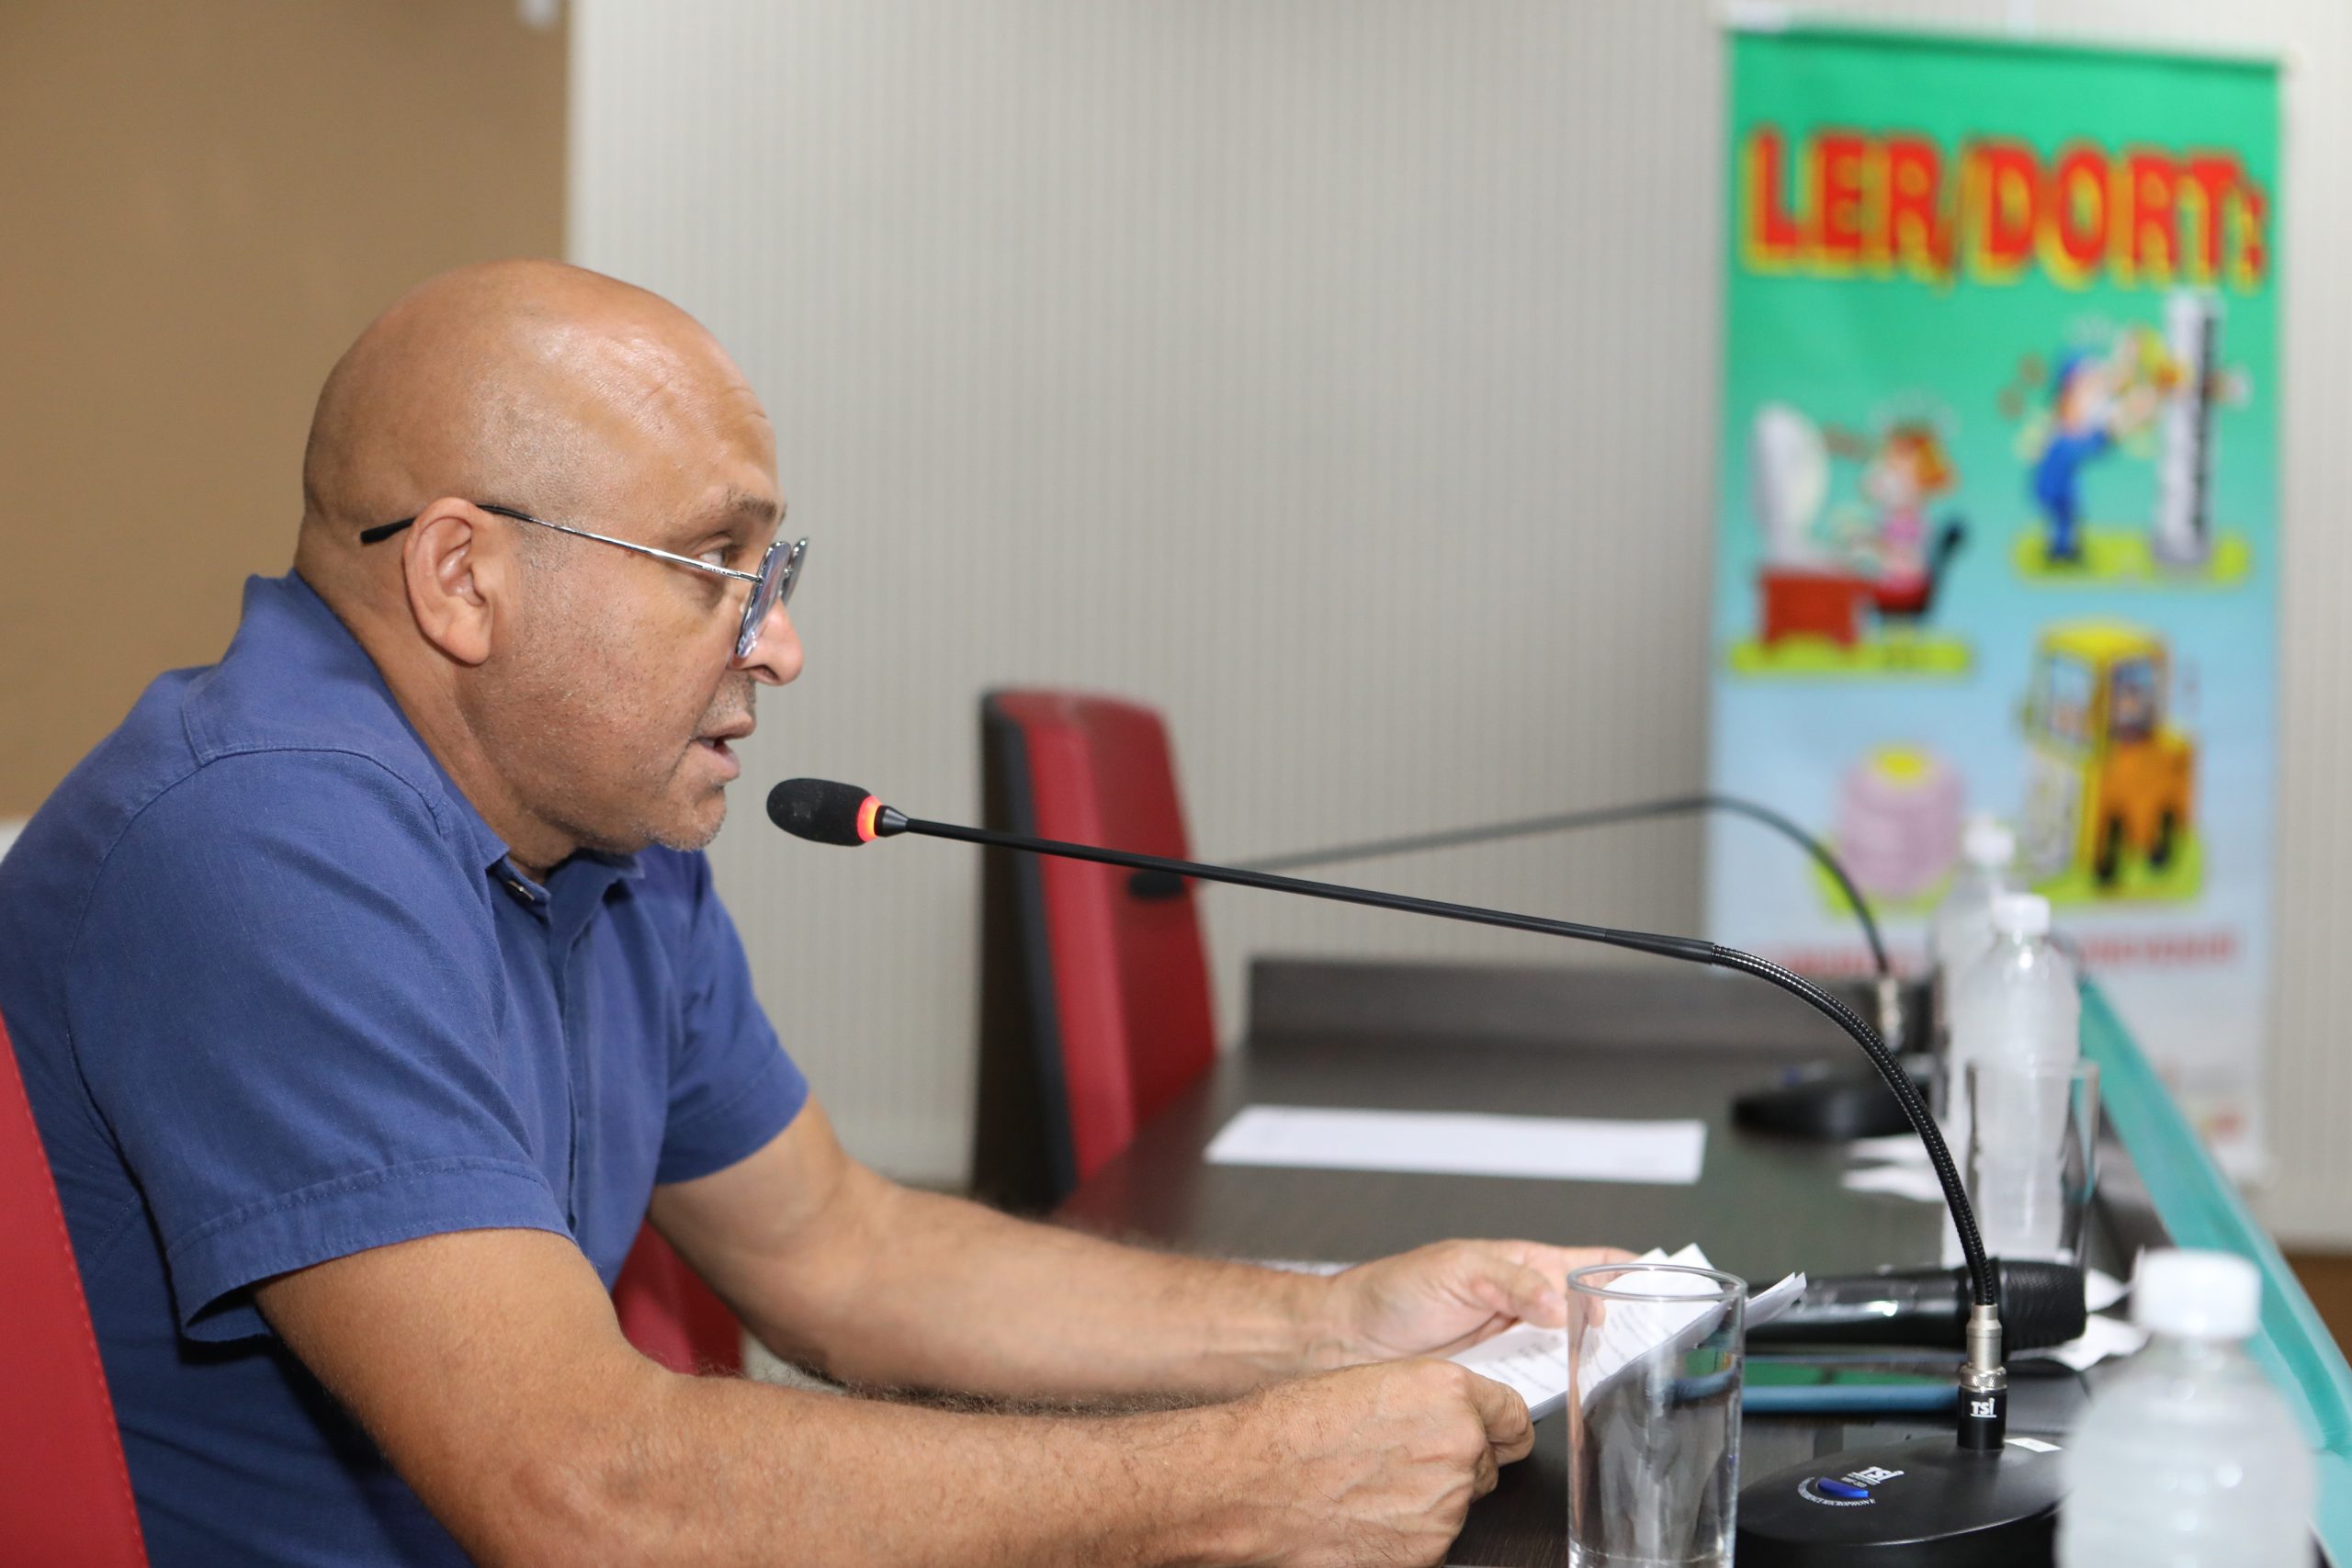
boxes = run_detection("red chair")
[975,691,1218,1210]
[613,1225,743,1376]
[0,1012,149,1565]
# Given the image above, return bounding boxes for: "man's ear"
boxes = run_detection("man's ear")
[401,499,504,667]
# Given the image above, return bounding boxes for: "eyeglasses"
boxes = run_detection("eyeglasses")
[362,502,807,661]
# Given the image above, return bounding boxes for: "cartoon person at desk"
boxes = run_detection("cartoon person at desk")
[1857,422,1965,619]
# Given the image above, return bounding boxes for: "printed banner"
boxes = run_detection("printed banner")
[1705,27,2280,1171]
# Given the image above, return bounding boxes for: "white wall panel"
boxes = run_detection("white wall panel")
[573,1,2352,1241]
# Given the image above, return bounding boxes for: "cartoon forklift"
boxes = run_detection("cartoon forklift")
[2018,622,2196,890]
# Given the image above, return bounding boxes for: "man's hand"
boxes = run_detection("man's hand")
[1204,1359,1533,1568]
[1318,1240,1634,1364]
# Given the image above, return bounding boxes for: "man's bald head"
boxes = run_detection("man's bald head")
[298,259,760,574]
[287,259,796,877]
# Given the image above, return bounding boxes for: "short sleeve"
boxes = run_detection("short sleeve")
[651,852,808,1184]
[64,752,570,1342]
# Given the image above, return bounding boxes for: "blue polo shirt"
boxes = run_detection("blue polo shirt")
[0,572,808,1563]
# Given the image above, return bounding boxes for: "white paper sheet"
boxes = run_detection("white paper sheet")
[1449,1245,1804,1421]
[2045,1313,2151,1371]
[1205,1106,1707,1185]
[2086,1268,2128,1313]
[1846,1133,1934,1165]
[1449,1323,1585,1420]
[1840,1162,1950,1203]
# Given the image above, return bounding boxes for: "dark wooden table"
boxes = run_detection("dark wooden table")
[1057,958,2112,1567]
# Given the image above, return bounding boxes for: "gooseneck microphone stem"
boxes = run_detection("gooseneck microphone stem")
[1211,793,1894,983]
[904,817,1986,1296]
[1136,792,1906,1053]
[773,778,2009,1453]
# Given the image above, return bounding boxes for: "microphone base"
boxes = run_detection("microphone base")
[1734,1437,2064,1566]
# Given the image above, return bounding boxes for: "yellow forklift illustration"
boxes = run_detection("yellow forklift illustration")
[2018,622,2196,890]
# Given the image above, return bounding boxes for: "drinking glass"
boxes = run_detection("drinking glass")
[1566,1262,1746,1568]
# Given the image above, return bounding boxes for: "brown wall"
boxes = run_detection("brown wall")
[0,2,566,816]
[2290,1253,2352,1357]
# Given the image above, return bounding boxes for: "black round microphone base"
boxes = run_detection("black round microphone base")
[1735,1438,2064,1566]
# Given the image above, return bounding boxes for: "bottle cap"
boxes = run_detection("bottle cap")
[1962,816,2016,870]
[1991,893,2051,938]
[2133,1248,2262,1340]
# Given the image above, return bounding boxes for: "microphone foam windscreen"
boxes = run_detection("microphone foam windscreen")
[767,778,876,845]
[1995,1259,2089,1350]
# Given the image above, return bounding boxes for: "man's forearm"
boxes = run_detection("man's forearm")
[741,1177,1349,1400]
[529,1371,1257,1568]
[262,1224,1307,1568]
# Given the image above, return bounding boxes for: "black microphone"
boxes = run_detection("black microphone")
[767,776,894,845]
[767,776,2067,1564]
[1751,1260,2086,1353]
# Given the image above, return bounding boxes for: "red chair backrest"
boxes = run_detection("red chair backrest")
[979,692,1217,1201]
[612,1224,742,1376]
[0,1015,149,1565]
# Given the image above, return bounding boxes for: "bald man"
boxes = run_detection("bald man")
[0,261,1623,1566]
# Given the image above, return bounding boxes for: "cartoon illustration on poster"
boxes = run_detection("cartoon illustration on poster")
[1705,28,2278,1169]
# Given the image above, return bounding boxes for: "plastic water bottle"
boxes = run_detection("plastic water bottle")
[2060,1248,2314,1567]
[1928,816,2017,1090]
[1940,893,2076,1262]
[1945,890,2076,1084]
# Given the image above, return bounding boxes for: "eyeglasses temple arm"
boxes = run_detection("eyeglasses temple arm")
[361,507,775,591]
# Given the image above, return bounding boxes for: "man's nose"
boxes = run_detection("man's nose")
[736,601,803,686]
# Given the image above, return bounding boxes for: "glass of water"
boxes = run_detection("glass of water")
[1566,1262,1746,1568]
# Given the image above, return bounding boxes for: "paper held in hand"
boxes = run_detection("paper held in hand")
[1448,1245,1804,1422]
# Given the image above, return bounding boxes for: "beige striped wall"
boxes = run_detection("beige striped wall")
[571,0,2352,1244]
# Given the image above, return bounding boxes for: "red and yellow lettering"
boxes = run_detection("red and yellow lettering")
[1880,133,1948,281]
[1742,125,1804,271]
[1812,130,1868,268]
[2039,142,2109,288]
[1738,129,2264,296]
[2180,153,2239,282]
[2230,180,2267,290]
[1966,139,2040,282]
[2118,150,2179,287]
